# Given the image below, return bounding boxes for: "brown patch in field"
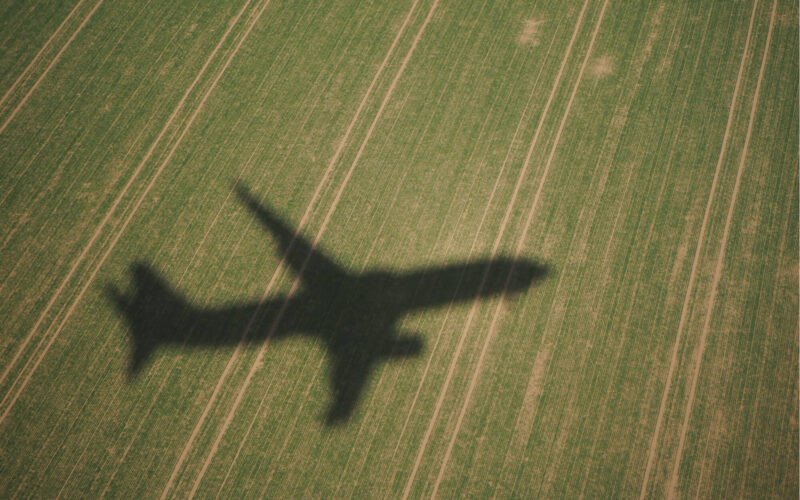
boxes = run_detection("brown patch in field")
[519,18,544,46]
[778,7,796,27]
[653,4,680,75]
[589,55,614,79]
[695,408,726,494]
[523,345,551,414]
[542,403,579,495]
[496,343,552,492]
[645,3,665,54]
[782,262,799,284]
[742,206,760,236]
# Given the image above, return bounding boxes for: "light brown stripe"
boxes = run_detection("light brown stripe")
[401,1,595,497]
[638,0,762,496]
[0,0,260,425]
[0,0,105,135]
[667,1,778,496]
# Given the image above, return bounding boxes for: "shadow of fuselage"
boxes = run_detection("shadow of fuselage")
[107,184,549,424]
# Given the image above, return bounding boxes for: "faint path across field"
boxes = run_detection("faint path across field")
[638,0,763,496]
[667,1,777,497]
[0,0,105,135]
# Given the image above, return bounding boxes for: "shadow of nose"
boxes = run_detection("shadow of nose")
[505,259,550,293]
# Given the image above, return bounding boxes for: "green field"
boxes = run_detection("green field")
[1,0,797,497]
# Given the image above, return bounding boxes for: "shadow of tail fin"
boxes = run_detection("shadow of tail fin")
[106,283,155,376]
[106,262,184,376]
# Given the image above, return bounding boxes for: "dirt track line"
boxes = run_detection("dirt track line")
[0,0,251,396]
[256,355,329,495]
[98,149,260,498]
[0,0,168,219]
[0,0,261,426]
[94,148,261,498]
[126,5,322,479]
[400,1,594,497]
[471,1,663,492]
[166,9,348,497]
[391,43,538,500]
[0,105,68,215]
[321,6,503,492]
[430,1,609,496]
[282,88,420,494]
[184,3,439,496]
[331,107,432,495]
[496,342,552,494]
[515,120,635,499]
[206,13,369,495]
[329,12,510,486]
[0,118,144,413]
[0,0,105,135]
[268,80,423,493]
[45,328,121,499]
[84,0,305,496]
[288,84,421,496]
[117,0,307,459]
[576,9,710,496]
[666,2,776,496]
[335,12,515,493]
[388,22,565,488]
[690,411,719,498]
[498,0,660,491]
[161,1,425,486]
[102,140,273,498]
[268,19,510,491]
[0,0,89,111]
[0,0,161,282]
[158,0,428,495]
[638,0,761,496]
[536,150,637,499]
[738,166,797,497]
[22,8,223,475]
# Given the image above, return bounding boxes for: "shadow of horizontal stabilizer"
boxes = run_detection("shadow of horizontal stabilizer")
[108,183,550,424]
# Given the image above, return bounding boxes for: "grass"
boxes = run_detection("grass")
[0,0,797,497]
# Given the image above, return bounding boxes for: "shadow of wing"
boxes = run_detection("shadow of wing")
[235,183,346,290]
[324,349,372,425]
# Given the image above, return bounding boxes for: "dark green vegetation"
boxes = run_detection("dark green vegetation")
[0,0,797,497]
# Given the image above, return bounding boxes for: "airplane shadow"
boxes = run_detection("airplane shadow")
[106,183,550,425]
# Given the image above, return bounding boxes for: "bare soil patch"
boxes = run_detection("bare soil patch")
[519,18,544,46]
[589,55,615,79]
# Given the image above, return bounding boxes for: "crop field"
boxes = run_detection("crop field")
[0,0,798,497]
